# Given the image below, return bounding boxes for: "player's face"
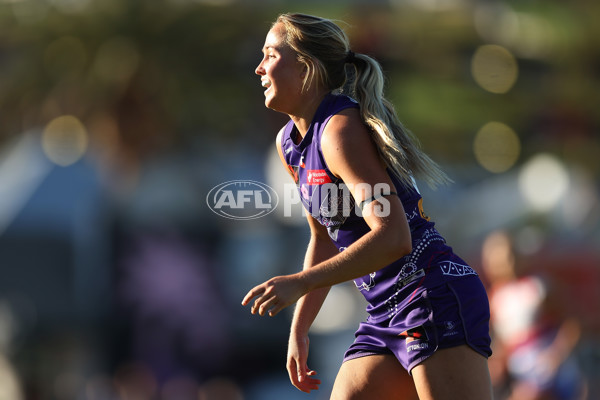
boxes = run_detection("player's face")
[255,23,306,114]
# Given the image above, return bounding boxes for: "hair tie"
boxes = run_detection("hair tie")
[345,50,356,64]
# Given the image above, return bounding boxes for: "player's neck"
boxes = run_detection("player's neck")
[289,89,328,138]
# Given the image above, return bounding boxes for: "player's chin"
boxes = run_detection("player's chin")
[264,100,278,112]
[264,97,287,114]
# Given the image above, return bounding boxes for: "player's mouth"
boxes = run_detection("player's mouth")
[261,79,272,94]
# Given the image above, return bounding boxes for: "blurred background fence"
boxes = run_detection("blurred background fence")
[0,0,598,399]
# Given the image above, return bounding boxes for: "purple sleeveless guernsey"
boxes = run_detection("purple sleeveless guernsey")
[280,93,480,324]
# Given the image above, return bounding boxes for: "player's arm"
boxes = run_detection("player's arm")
[297,108,412,289]
[290,212,338,337]
[276,126,337,392]
[286,212,338,393]
[242,110,412,316]
[274,123,339,266]
[274,126,339,312]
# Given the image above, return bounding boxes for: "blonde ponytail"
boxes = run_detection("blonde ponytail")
[348,52,451,188]
[276,13,451,188]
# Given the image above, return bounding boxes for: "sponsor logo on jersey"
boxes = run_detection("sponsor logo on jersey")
[306,169,332,185]
[206,180,278,220]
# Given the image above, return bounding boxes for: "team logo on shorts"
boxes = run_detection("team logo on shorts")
[444,321,456,330]
[443,320,459,337]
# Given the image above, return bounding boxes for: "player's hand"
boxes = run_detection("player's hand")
[287,333,321,393]
[241,273,308,317]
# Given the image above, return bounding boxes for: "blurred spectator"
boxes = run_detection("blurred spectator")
[481,230,587,400]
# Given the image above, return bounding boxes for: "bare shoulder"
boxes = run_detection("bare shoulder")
[321,108,382,178]
[322,108,371,148]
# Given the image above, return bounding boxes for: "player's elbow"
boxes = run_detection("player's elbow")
[378,226,412,261]
[393,236,412,259]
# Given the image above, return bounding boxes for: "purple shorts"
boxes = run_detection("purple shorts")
[343,275,492,373]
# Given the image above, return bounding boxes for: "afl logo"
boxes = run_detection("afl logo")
[206,180,279,220]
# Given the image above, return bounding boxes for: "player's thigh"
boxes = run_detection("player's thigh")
[411,345,493,400]
[330,354,417,400]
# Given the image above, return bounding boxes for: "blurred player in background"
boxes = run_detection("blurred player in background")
[482,230,586,400]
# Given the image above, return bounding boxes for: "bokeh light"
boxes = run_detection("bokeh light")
[519,153,569,212]
[42,115,88,166]
[473,121,521,173]
[471,44,518,94]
